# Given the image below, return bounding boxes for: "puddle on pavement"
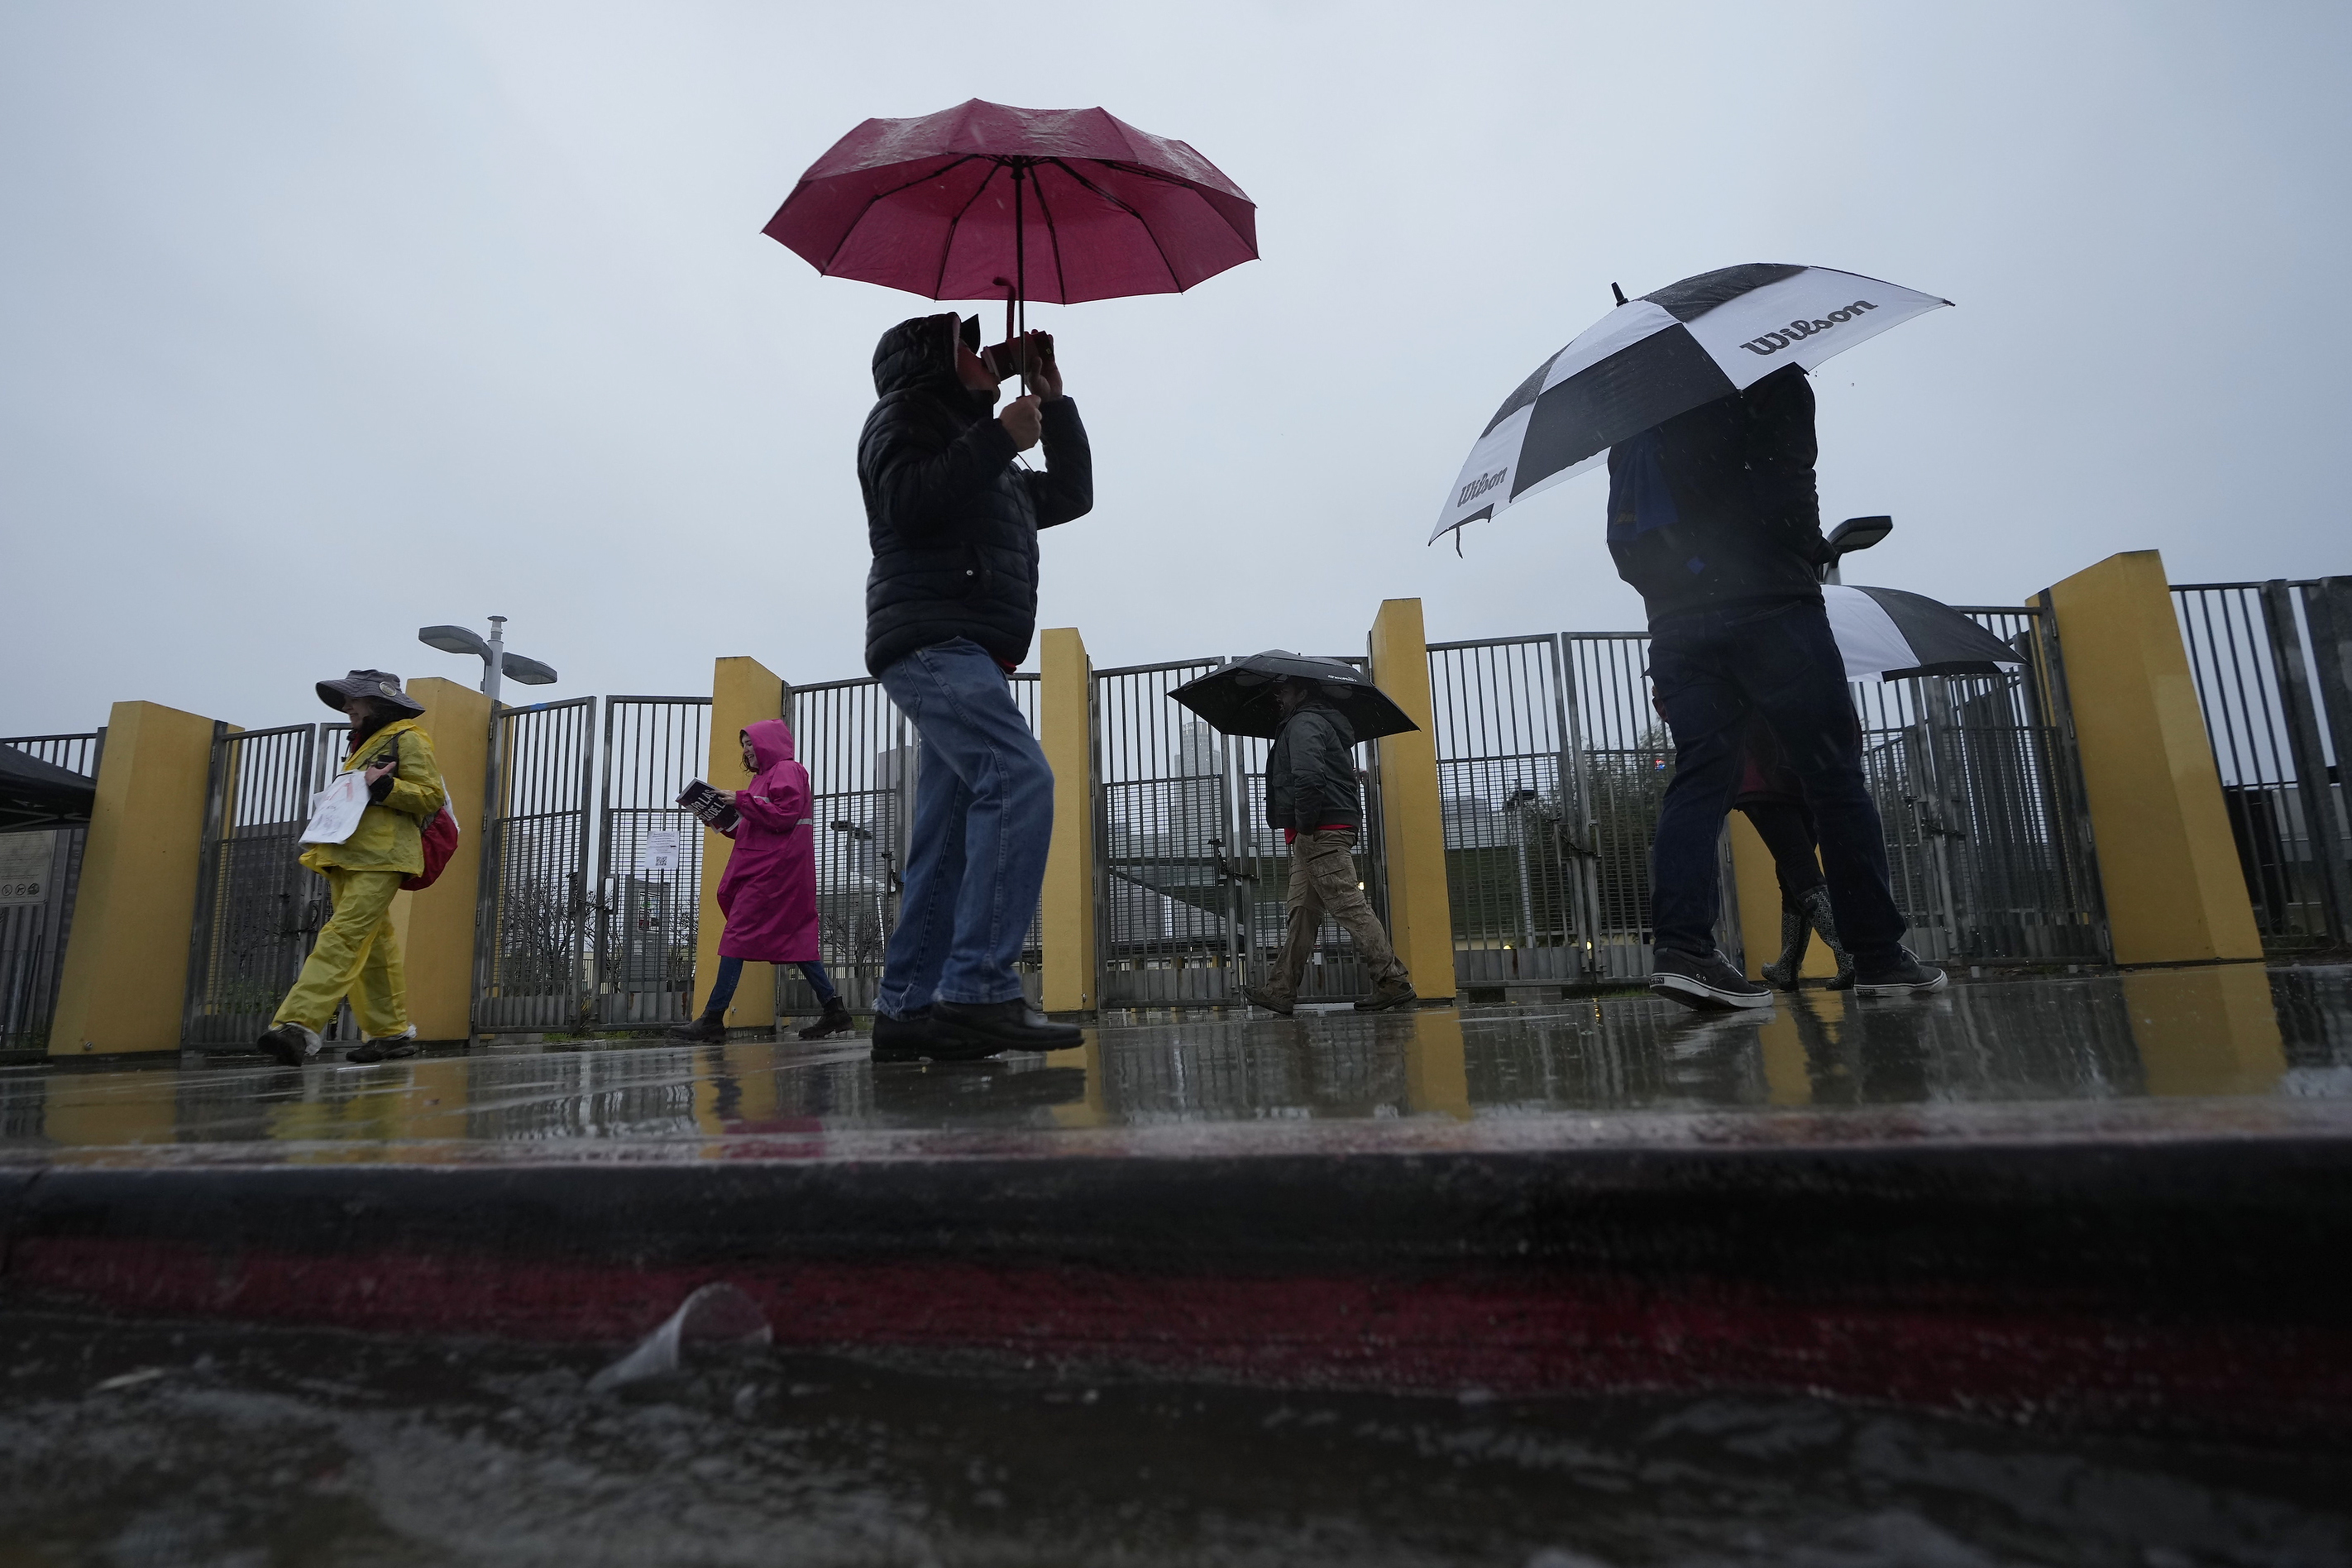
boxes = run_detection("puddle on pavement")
[2,1311,2346,1567]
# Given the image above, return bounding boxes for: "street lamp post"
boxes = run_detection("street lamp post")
[418,619,560,707]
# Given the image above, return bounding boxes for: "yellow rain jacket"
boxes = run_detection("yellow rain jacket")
[300,718,447,877]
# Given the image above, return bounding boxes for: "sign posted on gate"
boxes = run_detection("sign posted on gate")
[0,832,54,907]
[640,829,682,875]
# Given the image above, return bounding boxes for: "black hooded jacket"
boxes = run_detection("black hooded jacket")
[858,314,1092,676]
[1264,697,1364,835]
[1604,364,1827,624]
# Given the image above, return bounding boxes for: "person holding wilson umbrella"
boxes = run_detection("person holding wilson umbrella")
[1432,263,1961,1010]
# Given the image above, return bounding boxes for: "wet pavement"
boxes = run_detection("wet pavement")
[7,1307,2350,1567]
[4,966,2350,1167]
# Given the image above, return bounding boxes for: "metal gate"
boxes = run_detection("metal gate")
[1563,633,1672,979]
[1,732,100,1052]
[1851,610,2104,965]
[778,673,1043,1016]
[1446,614,2106,987]
[475,696,596,1033]
[594,697,710,1029]
[183,723,329,1048]
[2173,580,2352,947]
[1094,656,1387,1010]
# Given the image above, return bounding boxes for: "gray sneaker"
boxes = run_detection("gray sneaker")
[1649,949,1773,1011]
[1852,948,1948,997]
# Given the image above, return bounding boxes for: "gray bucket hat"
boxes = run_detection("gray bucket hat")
[315,668,425,716]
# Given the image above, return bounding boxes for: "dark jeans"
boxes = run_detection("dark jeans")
[1739,800,1825,902]
[1649,599,1905,963]
[704,954,836,1017]
[875,638,1055,1013]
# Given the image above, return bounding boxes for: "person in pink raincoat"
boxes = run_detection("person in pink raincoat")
[671,719,854,1042]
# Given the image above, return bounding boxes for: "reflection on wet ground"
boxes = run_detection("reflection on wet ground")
[5,966,2350,1161]
[5,1309,2347,1567]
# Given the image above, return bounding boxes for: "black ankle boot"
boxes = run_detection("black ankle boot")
[667,1012,727,1044]
[797,999,855,1040]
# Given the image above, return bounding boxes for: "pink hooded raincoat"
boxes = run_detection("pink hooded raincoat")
[715,719,821,962]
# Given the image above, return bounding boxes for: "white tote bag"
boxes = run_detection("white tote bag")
[300,769,371,845]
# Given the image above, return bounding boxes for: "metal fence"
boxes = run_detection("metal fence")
[474,696,597,1034]
[777,672,1043,1017]
[1094,656,1387,1010]
[1851,610,2103,965]
[594,697,710,1029]
[182,723,331,1048]
[2172,580,2352,946]
[1427,612,2104,991]
[1427,638,1588,989]
[0,732,100,1051]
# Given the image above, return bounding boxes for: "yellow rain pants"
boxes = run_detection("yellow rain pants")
[271,868,409,1037]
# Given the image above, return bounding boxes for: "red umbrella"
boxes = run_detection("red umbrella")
[763,98,1257,332]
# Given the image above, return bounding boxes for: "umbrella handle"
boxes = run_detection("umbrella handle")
[1012,163,1029,399]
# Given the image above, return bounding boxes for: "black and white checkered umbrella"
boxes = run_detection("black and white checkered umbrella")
[1826,586,2022,681]
[1431,264,1951,548]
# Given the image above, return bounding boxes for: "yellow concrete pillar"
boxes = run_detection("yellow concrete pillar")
[1366,598,1457,1000]
[380,676,490,1044]
[2041,551,2262,964]
[1728,815,1835,981]
[691,657,786,1028]
[1040,628,1097,1014]
[50,701,222,1055]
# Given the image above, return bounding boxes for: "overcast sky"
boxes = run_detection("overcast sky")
[3,1,2346,734]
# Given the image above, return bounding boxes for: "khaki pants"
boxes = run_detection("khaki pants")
[1266,829,1407,998]
[272,868,409,1037]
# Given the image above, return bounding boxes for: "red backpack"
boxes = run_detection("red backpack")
[385,733,463,892]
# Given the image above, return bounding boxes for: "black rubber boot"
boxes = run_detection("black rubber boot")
[796,999,855,1040]
[1760,900,1810,990]
[667,1012,727,1044]
[1802,887,1857,990]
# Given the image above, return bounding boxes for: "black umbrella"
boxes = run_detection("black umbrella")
[1824,586,2025,681]
[1169,653,1419,742]
[0,745,97,834]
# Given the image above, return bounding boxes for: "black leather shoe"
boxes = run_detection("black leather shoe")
[870,1006,1001,1064]
[931,998,1083,1054]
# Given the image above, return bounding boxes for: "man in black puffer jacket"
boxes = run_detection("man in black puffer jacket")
[857,313,1092,1060]
[1242,679,1414,1016]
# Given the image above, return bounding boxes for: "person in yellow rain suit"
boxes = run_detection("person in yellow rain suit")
[255,669,447,1068]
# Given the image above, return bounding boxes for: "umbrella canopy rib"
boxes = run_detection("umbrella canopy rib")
[1046,158,1183,293]
[932,160,1006,301]
[822,153,985,275]
[1027,165,1068,303]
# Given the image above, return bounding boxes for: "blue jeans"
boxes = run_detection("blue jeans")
[1647,599,1907,964]
[875,638,1054,1013]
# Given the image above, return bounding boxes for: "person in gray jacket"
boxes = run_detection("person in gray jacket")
[1244,678,1416,1016]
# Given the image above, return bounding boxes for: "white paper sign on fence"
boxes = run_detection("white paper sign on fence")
[0,832,51,907]
[640,828,682,874]
[299,771,371,845]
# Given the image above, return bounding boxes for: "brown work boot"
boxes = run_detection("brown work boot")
[1355,976,1417,1012]
[1243,983,1295,1017]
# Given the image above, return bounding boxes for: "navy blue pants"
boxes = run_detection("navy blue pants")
[1647,599,1906,964]
[702,954,836,1017]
